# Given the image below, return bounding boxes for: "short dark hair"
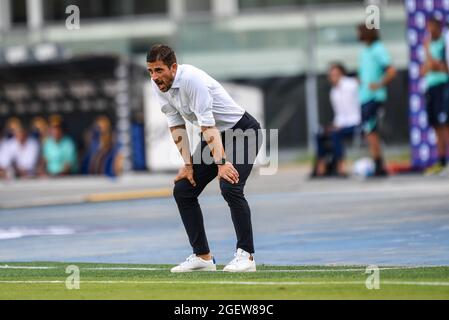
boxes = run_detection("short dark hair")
[329,62,347,75]
[427,17,443,29]
[147,44,177,68]
[358,23,380,43]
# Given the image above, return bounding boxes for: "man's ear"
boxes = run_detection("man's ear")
[171,63,178,75]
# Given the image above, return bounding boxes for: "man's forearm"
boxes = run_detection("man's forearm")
[430,60,448,72]
[170,125,193,165]
[381,67,397,86]
[201,126,226,163]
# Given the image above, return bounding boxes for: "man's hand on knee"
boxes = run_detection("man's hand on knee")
[174,164,197,187]
[218,162,239,185]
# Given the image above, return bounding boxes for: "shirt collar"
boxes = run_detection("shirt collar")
[335,76,348,88]
[367,40,380,48]
[170,64,183,90]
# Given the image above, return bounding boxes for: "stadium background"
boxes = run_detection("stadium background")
[1,1,449,302]
[406,0,449,168]
[0,0,418,174]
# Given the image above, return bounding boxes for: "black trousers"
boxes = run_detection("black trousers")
[173,112,262,255]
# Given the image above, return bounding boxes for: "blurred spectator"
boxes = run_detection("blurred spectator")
[0,130,12,179]
[30,116,49,143]
[131,112,147,171]
[357,23,397,177]
[0,122,40,179]
[421,18,449,175]
[81,116,123,177]
[314,63,361,177]
[0,118,22,178]
[40,115,77,176]
[2,117,22,139]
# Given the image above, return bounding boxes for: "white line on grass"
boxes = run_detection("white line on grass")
[0,265,165,271]
[1,280,449,287]
[83,267,166,271]
[0,265,445,272]
[255,267,429,273]
[0,265,58,270]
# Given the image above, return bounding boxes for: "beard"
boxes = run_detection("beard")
[155,78,173,92]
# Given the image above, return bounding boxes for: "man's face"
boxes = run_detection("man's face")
[147,60,177,93]
[328,67,343,86]
[427,22,441,40]
[50,125,63,141]
[15,128,27,144]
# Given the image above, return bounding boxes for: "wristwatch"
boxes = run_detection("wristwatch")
[215,158,227,166]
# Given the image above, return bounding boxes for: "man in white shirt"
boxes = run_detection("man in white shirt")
[0,137,10,178]
[0,126,40,179]
[147,45,262,273]
[315,63,361,177]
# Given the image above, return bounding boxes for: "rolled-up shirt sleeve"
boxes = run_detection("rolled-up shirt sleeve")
[185,77,216,127]
[161,104,185,127]
[152,82,185,127]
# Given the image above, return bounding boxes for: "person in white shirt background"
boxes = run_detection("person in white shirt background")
[0,121,40,179]
[147,45,262,273]
[315,63,361,177]
[0,135,9,178]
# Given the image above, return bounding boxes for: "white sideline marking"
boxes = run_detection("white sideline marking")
[0,265,165,271]
[0,280,449,287]
[0,265,445,272]
[83,267,166,271]
[256,267,426,273]
[0,265,57,270]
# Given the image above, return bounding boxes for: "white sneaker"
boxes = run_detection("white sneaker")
[170,254,217,273]
[223,249,256,272]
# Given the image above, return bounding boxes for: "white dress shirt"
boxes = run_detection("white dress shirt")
[0,139,10,169]
[152,64,245,131]
[0,137,40,172]
[330,76,361,129]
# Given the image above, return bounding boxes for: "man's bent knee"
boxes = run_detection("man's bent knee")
[173,179,197,201]
[220,180,244,199]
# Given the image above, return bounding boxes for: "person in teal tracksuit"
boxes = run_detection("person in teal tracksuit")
[357,24,397,177]
[421,17,449,174]
[41,116,78,176]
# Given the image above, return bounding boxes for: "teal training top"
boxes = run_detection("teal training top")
[425,37,449,90]
[358,40,392,105]
[43,136,78,175]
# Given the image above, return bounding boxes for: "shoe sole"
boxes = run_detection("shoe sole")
[170,267,217,273]
[222,267,257,273]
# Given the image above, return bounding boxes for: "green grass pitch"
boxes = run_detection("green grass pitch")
[0,262,448,300]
